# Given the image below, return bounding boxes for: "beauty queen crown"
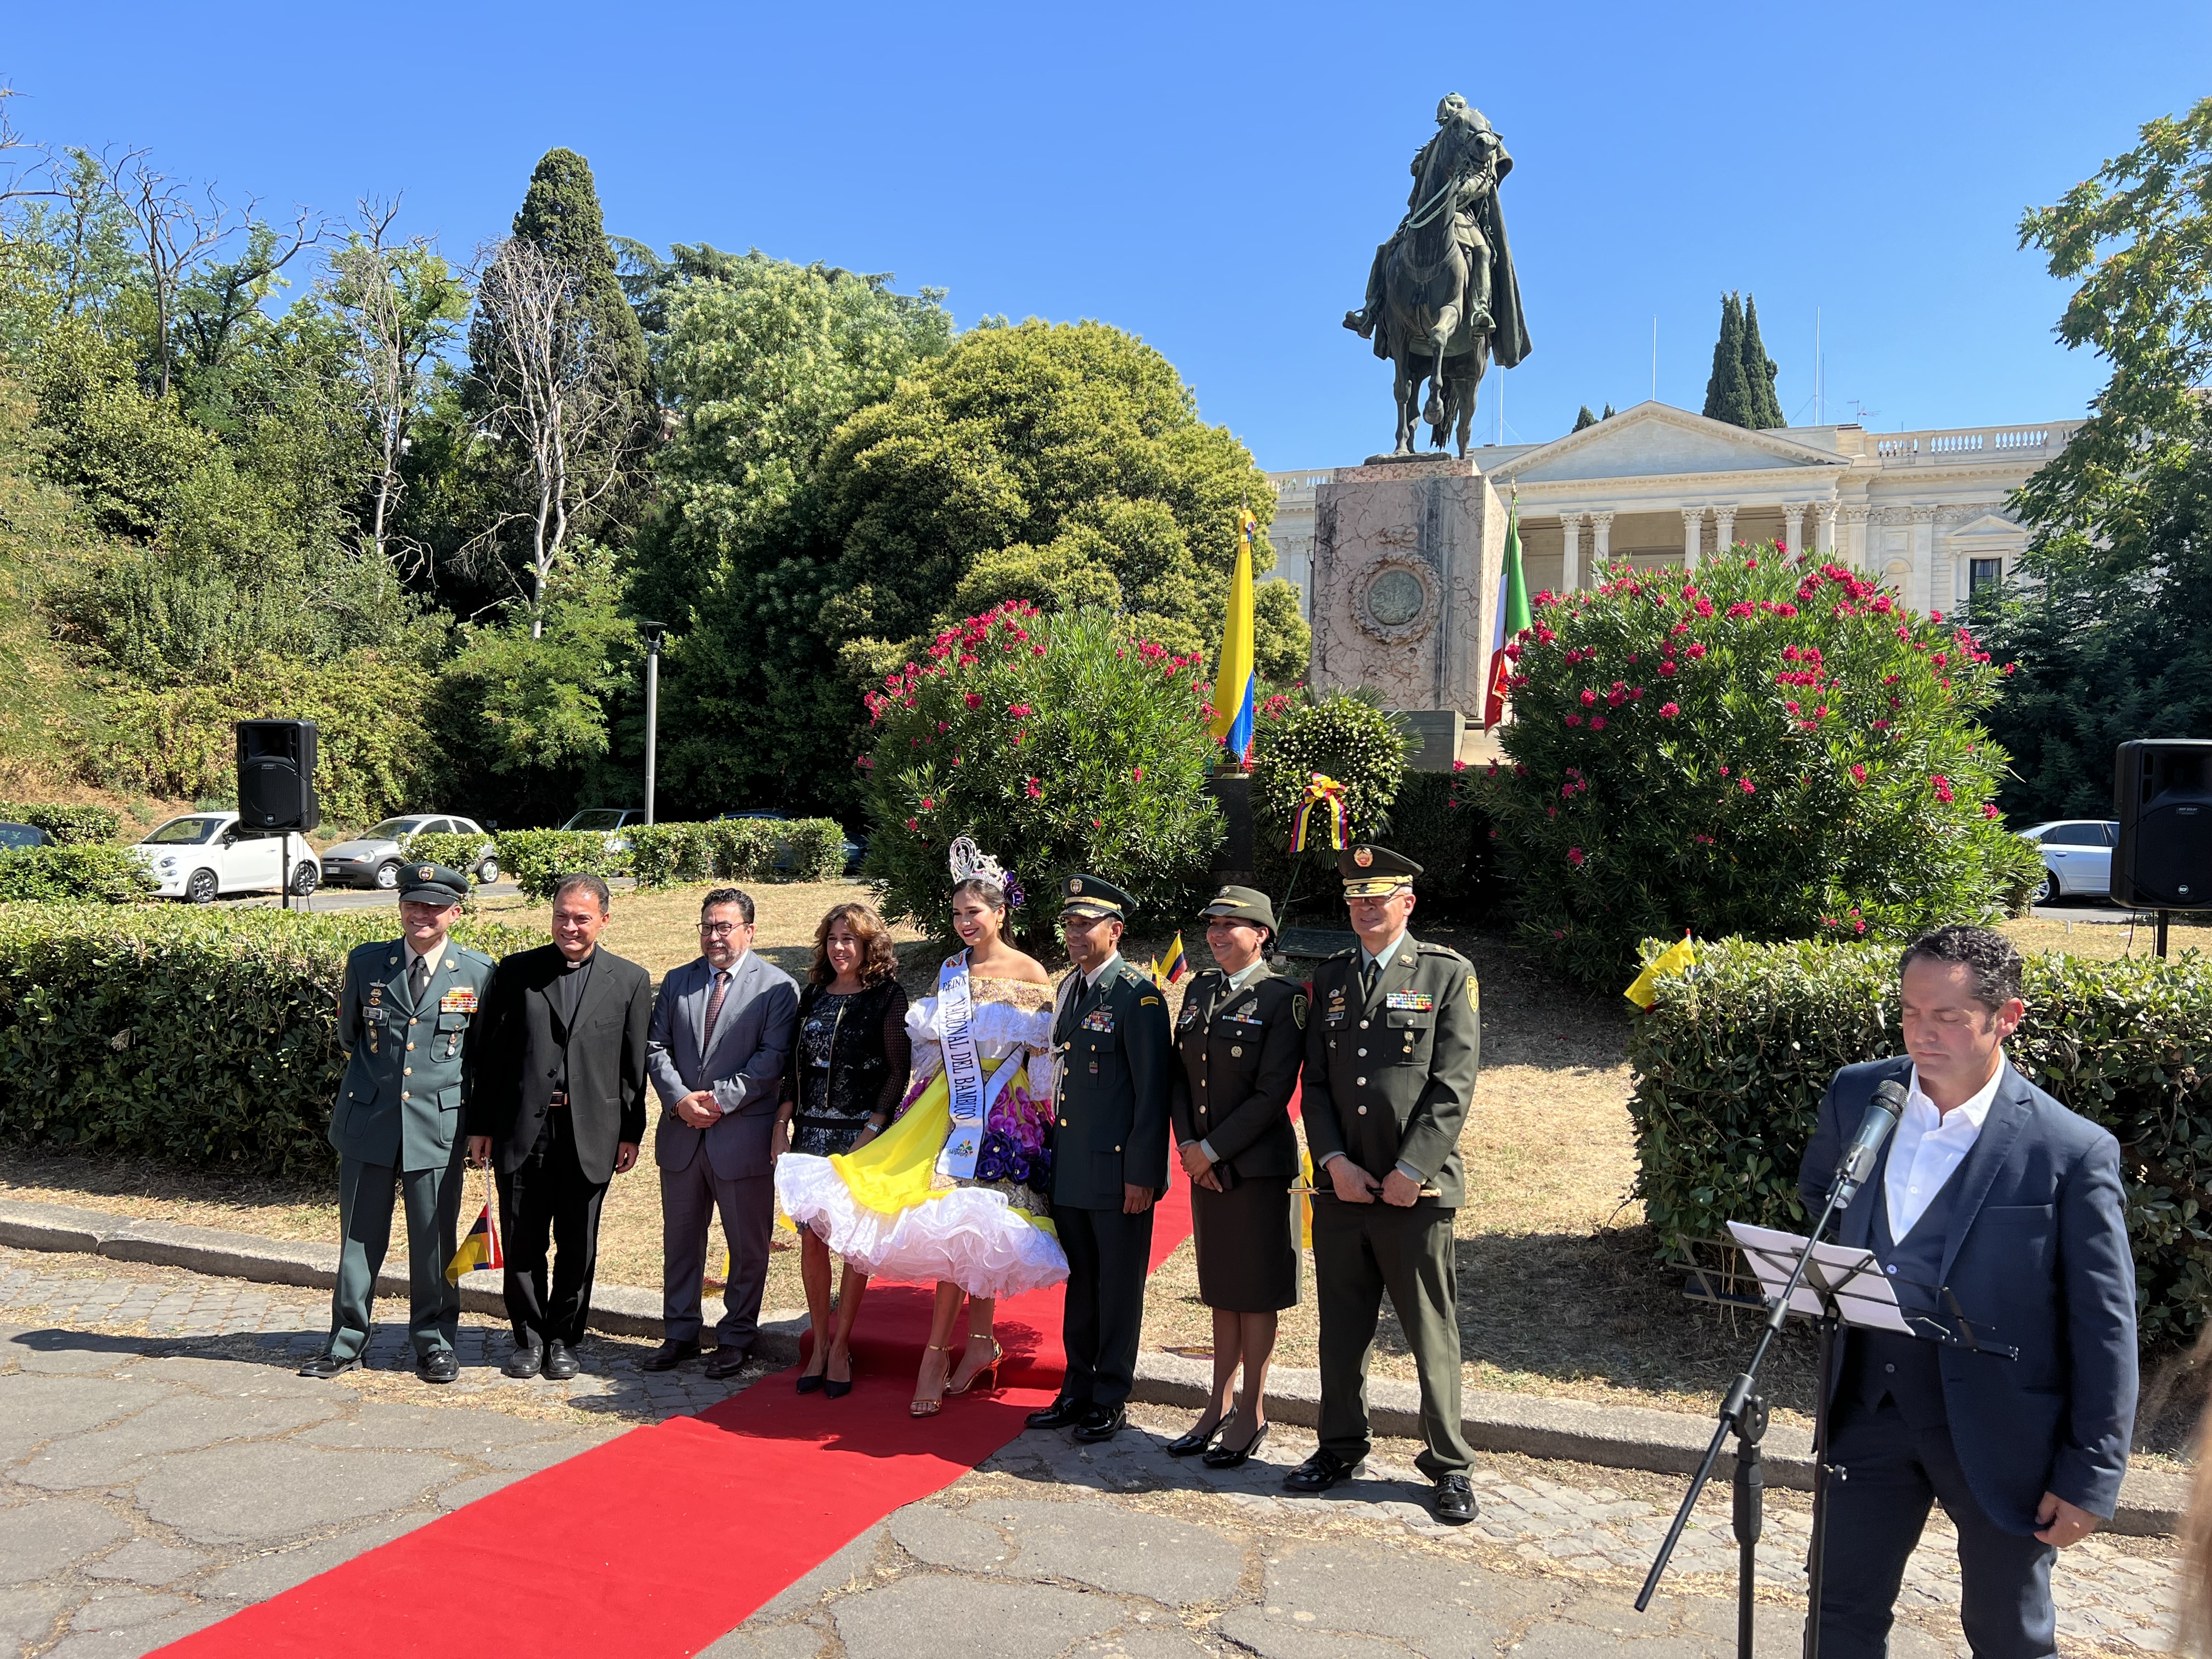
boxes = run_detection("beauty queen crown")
[948,836,1025,909]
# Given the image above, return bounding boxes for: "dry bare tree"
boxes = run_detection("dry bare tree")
[323,198,469,569]
[468,234,634,636]
[0,85,54,209]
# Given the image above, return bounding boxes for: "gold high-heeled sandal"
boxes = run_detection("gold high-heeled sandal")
[911,1342,955,1418]
[946,1338,1003,1397]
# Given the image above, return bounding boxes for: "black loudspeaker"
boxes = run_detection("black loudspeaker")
[2113,738,2212,910]
[235,719,320,834]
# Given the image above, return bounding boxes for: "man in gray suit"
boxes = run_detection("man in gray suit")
[643,886,800,1378]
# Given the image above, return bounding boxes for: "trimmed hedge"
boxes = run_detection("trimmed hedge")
[0,803,122,844]
[497,820,849,899]
[496,830,629,899]
[1627,936,2212,1347]
[0,906,540,1175]
[396,831,498,881]
[0,845,157,903]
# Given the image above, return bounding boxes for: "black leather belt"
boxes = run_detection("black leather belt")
[548,1091,569,1109]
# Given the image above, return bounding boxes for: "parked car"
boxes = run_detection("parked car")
[717,810,866,876]
[131,812,319,904]
[2017,819,2119,903]
[319,815,500,891]
[561,806,646,854]
[0,822,53,850]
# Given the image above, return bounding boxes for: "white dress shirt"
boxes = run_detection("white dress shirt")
[1886,1063,2005,1241]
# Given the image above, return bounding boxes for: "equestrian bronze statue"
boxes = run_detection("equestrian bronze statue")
[1344,94,1532,459]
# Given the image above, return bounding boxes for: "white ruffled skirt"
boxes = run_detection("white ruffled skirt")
[775,1154,1069,1300]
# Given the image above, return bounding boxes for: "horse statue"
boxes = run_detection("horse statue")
[1345,96,1532,459]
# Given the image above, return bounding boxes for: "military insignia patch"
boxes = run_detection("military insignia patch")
[1465,973,1480,1013]
[1292,992,1309,1029]
[1385,992,1435,1012]
[418,865,434,881]
[1353,847,1374,868]
[439,989,479,1015]
[1081,1008,1116,1032]
[1139,995,1160,1007]
[1070,878,1084,893]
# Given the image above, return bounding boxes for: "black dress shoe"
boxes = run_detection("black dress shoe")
[297,1352,360,1380]
[1073,1404,1126,1443]
[503,1341,543,1380]
[704,1346,750,1381]
[795,1369,825,1395]
[1203,1422,1269,1469]
[642,1339,701,1373]
[541,1340,580,1381]
[1164,1422,1223,1458]
[1026,1396,1090,1430]
[1283,1449,1357,1493]
[416,1350,459,1385]
[1432,1472,1477,1525]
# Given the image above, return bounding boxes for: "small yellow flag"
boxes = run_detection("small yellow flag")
[1623,936,1696,1011]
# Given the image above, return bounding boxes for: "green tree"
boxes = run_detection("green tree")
[1701,292,1752,426]
[1739,294,1785,428]
[1601,403,1616,420]
[1572,405,1598,432]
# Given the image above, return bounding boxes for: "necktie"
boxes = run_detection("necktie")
[1055,974,1090,1046]
[409,952,430,1008]
[703,969,729,1045]
[1359,956,1379,1003]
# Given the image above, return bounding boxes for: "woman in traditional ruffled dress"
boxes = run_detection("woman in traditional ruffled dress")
[775,838,1068,1417]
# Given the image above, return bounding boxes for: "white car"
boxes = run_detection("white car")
[2018,820,2118,903]
[133,812,319,904]
[319,815,499,891]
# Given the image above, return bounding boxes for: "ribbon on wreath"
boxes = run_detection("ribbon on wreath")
[1289,772,1351,853]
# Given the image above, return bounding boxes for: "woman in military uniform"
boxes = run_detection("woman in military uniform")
[1165,885,1305,1468]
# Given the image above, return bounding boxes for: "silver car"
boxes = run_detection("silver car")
[319,815,499,891]
[2018,820,2118,903]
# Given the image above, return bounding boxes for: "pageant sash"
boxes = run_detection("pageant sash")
[936,952,988,1180]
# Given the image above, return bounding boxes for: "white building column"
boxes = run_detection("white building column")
[1681,507,1706,572]
[1783,503,1806,555]
[1841,504,1871,572]
[1589,511,1615,580]
[1815,501,1838,556]
[1560,513,1585,594]
[1909,506,1938,614]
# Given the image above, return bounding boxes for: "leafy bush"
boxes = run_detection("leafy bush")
[0,906,538,1173]
[861,602,1223,946]
[1249,692,1412,898]
[0,803,122,844]
[1385,770,1499,917]
[1628,935,2212,1348]
[397,830,498,881]
[1486,550,2042,988]
[0,844,157,903]
[495,830,630,900]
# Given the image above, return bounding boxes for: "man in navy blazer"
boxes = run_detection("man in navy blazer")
[642,887,800,1379]
[1796,924,2136,1659]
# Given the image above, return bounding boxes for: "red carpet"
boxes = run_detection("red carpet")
[163,1176,1195,1658]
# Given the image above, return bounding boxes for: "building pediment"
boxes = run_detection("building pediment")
[1944,511,2024,541]
[1491,401,1849,485]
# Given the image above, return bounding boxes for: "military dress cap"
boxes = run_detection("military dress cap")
[1200,883,1276,934]
[398,862,471,907]
[1059,873,1135,921]
[1339,845,1423,898]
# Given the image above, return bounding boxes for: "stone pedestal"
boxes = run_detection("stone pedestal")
[1310,455,1507,724]
[1205,772,1255,885]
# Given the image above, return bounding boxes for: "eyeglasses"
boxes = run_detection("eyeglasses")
[698,922,746,936]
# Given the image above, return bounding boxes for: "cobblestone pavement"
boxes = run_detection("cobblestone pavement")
[0,1246,2179,1657]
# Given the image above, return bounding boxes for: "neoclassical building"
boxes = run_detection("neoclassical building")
[1266,400,2080,621]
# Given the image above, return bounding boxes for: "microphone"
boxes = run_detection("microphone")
[1827,1078,1909,1207]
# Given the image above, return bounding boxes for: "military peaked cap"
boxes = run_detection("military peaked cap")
[1059,873,1134,921]
[1200,884,1276,934]
[1338,844,1422,898]
[398,862,471,907]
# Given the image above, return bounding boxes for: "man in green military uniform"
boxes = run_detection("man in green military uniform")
[1026,874,1171,1444]
[301,863,495,1385]
[1288,845,1482,1523]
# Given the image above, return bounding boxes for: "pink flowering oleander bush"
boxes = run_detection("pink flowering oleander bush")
[1485,547,2043,988]
[860,602,1223,947]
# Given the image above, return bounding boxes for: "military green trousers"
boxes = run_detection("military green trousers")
[326,1152,465,1361]
[1311,1199,1474,1479]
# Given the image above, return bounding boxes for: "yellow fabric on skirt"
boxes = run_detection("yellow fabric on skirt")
[828,1056,1057,1239]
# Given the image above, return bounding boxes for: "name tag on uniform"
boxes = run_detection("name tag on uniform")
[439,989,478,1015]
[1385,992,1435,1012]
[363,1007,386,1024]
[1081,1008,1116,1032]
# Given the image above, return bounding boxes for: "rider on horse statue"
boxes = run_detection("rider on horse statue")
[1345,93,1531,378]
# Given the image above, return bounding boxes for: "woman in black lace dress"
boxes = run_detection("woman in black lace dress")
[775,901,910,1395]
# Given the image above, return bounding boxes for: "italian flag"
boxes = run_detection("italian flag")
[1483,494,1530,728]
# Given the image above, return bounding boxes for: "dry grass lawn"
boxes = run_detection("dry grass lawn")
[7,883,2203,1431]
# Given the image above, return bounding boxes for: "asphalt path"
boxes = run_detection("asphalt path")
[215,882,526,914]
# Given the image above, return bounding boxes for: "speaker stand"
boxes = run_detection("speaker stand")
[2158,909,2171,959]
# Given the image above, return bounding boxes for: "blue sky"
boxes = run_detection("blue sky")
[6,3,2204,469]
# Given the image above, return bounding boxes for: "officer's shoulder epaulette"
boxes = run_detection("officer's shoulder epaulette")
[1325,946,1358,962]
[450,944,496,968]
[1415,940,1472,964]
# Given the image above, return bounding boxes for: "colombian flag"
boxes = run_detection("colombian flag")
[1150,933,1189,988]
[1209,510,1259,760]
[445,1172,503,1283]
[1482,493,1531,728]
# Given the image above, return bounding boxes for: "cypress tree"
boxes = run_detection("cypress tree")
[506,148,650,415]
[1573,405,1599,432]
[1701,294,1752,426]
[1739,294,1785,428]
[1601,403,1615,420]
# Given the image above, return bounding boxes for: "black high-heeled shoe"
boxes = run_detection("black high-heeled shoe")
[1164,1421,1223,1458]
[795,1351,827,1395]
[823,1350,855,1399]
[1202,1421,1269,1469]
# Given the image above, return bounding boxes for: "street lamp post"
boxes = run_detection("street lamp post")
[640,622,669,825]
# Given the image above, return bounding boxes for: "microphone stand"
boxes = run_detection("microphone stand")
[1635,1177,1852,1658]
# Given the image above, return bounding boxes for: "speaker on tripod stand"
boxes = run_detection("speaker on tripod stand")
[2111,738,2212,955]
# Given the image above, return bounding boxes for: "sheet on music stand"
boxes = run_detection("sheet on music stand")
[1726,1221,1915,1334]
